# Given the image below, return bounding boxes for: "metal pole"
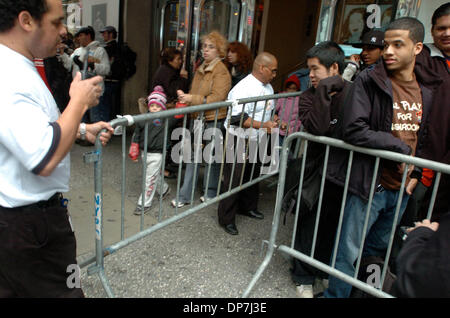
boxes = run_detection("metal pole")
[242,133,293,298]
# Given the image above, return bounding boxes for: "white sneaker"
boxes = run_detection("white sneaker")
[296,284,313,298]
[313,278,329,296]
[171,199,186,208]
[200,196,212,203]
[133,205,152,215]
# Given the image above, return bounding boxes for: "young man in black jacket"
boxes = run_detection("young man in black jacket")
[291,41,352,298]
[391,6,450,298]
[324,18,439,298]
[410,3,450,222]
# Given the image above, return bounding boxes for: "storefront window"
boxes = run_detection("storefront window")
[395,0,421,18]
[163,1,181,48]
[316,0,335,43]
[163,0,253,74]
[62,0,120,44]
[332,0,399,45]
[190,0,243,70]
[242,0,255,48]
[63,0,82,34]
[199,0,233,39]
[316,0,423,57]
[176,0,188,52]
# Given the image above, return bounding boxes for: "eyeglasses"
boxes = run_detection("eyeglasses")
[202,43,216,50]
[264,66,278,74]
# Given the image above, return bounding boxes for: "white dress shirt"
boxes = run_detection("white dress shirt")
[224,74,275,140]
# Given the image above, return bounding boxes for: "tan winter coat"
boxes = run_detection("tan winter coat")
[189,57,231,121]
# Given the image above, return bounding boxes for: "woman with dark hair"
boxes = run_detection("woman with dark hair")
[151,47,190,108]
[150,48,190,178]
[225,41,253,87]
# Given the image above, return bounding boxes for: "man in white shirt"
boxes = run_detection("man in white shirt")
[218,52,279,235]
[0,0,113,297]
[60,25,110,123]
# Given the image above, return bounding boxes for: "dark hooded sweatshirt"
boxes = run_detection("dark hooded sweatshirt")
[413,44,450,218]
[286,75,351,210]
[414,44,450,164]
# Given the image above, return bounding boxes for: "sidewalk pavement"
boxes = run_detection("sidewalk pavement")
[68,136,299,298]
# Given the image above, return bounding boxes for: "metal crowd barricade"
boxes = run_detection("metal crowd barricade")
[79,91,303,297]
[243,131,450,298]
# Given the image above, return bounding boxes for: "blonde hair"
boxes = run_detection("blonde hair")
[201,31,228,59]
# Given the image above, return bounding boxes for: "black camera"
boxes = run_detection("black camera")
[82,69,97,80]
[73,55,96,80]
[399,226,410,241]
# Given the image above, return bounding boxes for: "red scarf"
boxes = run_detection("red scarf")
[33,58,52,93]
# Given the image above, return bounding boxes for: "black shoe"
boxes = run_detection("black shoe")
[239,210,264,220]
[222,223,238,235]
[164,170,177,179]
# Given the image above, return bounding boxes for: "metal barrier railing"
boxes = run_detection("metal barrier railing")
[79,91,303,297]
[243,131,450,298]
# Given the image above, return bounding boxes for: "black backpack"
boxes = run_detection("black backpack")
[112,43,137,80]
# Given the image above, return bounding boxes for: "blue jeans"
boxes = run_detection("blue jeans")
[178,161,221,203]
[178,119,224,203]
[324,189,409,298]
[90,95,110,123]
[279,135,285,147]
[90,81,118,123]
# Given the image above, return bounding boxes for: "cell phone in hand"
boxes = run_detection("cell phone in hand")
[399,226,410,241]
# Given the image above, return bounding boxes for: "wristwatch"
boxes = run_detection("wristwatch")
[79,122,87,140]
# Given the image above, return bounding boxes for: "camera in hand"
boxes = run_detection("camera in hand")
[82,69,96,80]
[399,226,410,241]
[76,56,96,80]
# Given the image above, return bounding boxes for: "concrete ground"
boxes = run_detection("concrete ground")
[68,135,300,298]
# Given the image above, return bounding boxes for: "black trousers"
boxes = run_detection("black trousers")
[0,203,84,298]
[218,135,262,226]
[291,181,344,285]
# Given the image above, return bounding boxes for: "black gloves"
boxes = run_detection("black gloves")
[73,55,95,71]
[73,55,83,70]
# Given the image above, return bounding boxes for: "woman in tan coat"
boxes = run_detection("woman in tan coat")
[172,31,231,207]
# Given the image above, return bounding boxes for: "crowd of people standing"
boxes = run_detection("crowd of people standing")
[0,0,448,298]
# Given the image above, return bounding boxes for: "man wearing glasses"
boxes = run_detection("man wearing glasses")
[218,52,279,235]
